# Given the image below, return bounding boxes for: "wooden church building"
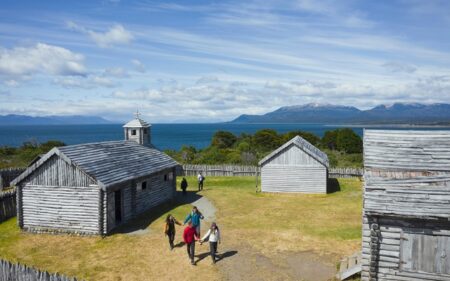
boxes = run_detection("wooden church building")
[259,135,329,193]
[12,114,179,235]
[362,130,450,280]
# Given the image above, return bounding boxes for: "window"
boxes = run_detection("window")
[131,130,136,135]
[164,172,173,181]
[141,181,147,190]
[143,129,148,134]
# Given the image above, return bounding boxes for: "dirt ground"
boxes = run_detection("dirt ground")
[216,241,336,281]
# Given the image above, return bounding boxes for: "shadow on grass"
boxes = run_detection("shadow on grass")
[111,191,202,235]
[217,250,238,262]
[195,251,211,263]
[327,178,341,194]
[174,241,185,248]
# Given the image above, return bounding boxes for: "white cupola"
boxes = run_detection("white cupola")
[123,111,151,146]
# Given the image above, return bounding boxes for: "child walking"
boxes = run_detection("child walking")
[200,222,221,264]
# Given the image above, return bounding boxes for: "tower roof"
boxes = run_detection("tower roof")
[123,111,151,128]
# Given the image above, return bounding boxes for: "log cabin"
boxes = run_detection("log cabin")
[12,115,179,235]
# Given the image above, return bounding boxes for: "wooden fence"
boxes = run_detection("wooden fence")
[0,259,81,281]
[0,168,25,190]
[178,164,362,178]
[0,189,16,223]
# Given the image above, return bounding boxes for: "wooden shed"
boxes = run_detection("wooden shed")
[362,130,450,280]
[11,140,178,235]
[258,136,329,193]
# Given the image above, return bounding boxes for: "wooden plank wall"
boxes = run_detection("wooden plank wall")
[23,155,96,187]
[179,164,362,178]
[0,259,81,281]
[0,189,16,222]
[22,185,101,234]
[267,144,323,166]
[261,165,327,193]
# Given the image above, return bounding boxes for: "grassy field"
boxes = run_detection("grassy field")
[0,176,362,280]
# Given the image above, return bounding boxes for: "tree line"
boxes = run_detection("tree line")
[165,128,363,167]
[0,128,363,168]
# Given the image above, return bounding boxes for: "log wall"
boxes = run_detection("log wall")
[261,165,327,193]
[0,259,81,281]
[22,184,101,235]
[0,189,16,223]
[362,130,450,281]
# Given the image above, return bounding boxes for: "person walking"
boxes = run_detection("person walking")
[164,214,181,250]
[183,206,204,236]
[181,177,188,195]
[183,221,199,265]
[200,222,221,264]
[197,173,205,191]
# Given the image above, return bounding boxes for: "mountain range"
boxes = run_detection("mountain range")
[231,103,450,124]
[0,114,112,126]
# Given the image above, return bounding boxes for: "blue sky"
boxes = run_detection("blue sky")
[0,0,449,122]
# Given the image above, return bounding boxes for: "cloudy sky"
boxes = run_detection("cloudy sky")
[1,0,450,122]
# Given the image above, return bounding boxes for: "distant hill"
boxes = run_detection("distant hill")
[231,103,450,124]
[0,114,113,126]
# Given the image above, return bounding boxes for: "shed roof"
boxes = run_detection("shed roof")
[12,141,178,190]
[258,135,329,168]
[364,130,450,171]
[123,117,150,128]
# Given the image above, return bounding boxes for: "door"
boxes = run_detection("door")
[114,190,122,223]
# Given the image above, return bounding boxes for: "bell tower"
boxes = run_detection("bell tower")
[123,111,151,146]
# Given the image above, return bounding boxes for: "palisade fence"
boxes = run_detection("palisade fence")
[0,259,81,281]
[0,168,25,191]
[0,189,16,222]
[178,164,363,178]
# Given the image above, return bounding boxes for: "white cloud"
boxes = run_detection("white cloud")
[131,59,146,73]
[0,43,86,78]
[68,22,133,48]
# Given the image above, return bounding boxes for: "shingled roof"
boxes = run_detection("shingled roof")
[258,135,329,168]
[12,141,178,190]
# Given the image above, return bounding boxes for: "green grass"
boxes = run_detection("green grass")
[180,176,362,256]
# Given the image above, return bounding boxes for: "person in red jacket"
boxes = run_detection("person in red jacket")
[183,221,199,265]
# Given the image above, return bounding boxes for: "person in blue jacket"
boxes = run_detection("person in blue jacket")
[183,206,204,236]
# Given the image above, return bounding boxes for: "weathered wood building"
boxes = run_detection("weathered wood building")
[258,136,329,193]
[362,130,450,280]
[11,116,178,235]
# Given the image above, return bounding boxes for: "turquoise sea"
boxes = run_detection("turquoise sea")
[1,123,450,150]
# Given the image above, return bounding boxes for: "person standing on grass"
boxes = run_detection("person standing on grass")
[165,214,181,250]
[183,221,199,265]
[200,222,221,264]
[181,177,188,195]
[183,206,204,236]
[197,172,205,191]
